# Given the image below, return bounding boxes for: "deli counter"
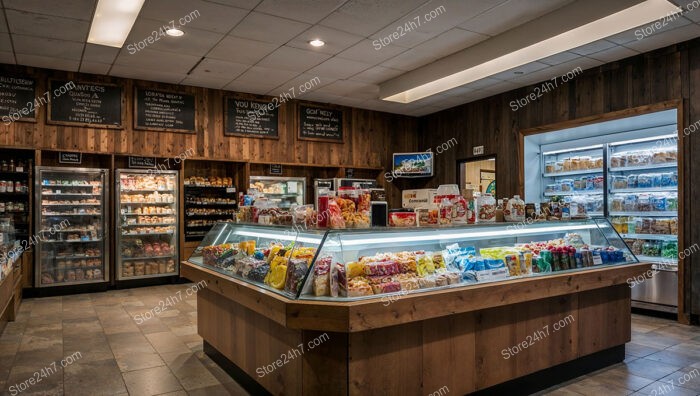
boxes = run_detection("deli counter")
[182,220,650,395]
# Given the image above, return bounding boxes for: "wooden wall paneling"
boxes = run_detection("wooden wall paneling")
[686,42,700,319]
[576,285,631,357]
[301,330,348,396]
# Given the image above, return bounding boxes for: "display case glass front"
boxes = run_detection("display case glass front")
[35,167,108,287]
[249,176,305,208]
[188,219,638,301]
[116,170,179,280]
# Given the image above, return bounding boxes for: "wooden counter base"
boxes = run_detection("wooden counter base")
[191,264,642,395]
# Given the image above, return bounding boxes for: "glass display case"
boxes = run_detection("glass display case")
[249,176,305,209]
[116,170,178,280]
[187,219,638,301]
[541,146,605,216]
[35,167,109,287]
[0,216,18,281]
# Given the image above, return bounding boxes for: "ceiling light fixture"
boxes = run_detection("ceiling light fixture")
[381,0,680,103]
[309,39,325,47]
[166,28,184,37]
[87,0,145,48]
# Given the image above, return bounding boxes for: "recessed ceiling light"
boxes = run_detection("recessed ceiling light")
[309,39,325,47]
[87,0,145,48]
[166,28,184,37]
[381,0,680,103]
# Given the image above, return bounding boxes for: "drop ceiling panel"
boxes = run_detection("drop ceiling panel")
[255,0,345,24]
[110,65,186,85]
[82,43,120,64]
[381,47,439,71]
[79,62,111,75]
[206,36,279,64]
[257,46,331,72]
[458,0,573,36]
[587,46,640,63]
[413,0,507,32]
[203,0,261,10]
[286,25,364,55]
[307,57,373,79]
[139,0,248,34]
[412,28,489,58]
[6,10,90,42]
[337,39,408,64]
[349,65,404,84]
[112,48,202,74]
[15,54,79,71]
[3,0,96,21]
[0,33,11,51]
[234,66,300,87]
[124,20,224,57]
[489,61,550,81]
[12,35,84,60]
[180,75,234,90]
[623,23,700,53]
[316,79,378,99]
[230,12,311,44]
[538,51,582,66]
[188,58,248,80]
[269,73,334,97]
[319,0,430,36]
[224,79,279,95]
[569,39,618,56]
[0,52,14,64]
[0,10,7,33]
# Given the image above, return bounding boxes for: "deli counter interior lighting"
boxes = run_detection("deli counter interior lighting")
[609,133,677,146]
[87,0,145,47]
[235,230,324,245]
[542,144,604,156]
[381,0,680,103]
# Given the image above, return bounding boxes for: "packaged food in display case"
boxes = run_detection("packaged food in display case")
[186,219,638,302]
[504,195,525,222]
[477,193,496,222]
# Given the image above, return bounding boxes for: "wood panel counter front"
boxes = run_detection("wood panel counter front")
[182,261,650,395]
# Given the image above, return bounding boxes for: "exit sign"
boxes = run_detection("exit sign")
[473,145,484,155]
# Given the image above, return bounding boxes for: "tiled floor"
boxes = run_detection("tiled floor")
[0,285,697,396]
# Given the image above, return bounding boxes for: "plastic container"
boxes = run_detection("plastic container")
[438,198,454,226]
[477,193,496,223]
[505,195,525,222]
[389,209,416,227]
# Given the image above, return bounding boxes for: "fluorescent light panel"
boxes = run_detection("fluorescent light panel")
[383,0,680,103]
[543,144,604,156]
[610,133,677,146]
[88,0,145,48]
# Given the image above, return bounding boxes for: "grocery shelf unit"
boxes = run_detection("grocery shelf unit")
[34,167,109,288]
[115,169,179,282]
[183,220,649,396]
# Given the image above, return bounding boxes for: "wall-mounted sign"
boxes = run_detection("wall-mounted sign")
[392,152,434,178]
[59,152,82,164]
[473,145,485,156]
[128,156,157,169]
[298,104,343,143]
[48,80,122,128]
[345,168,354,178]
[269,164,283,175]
[224,97,279,138]
[0,75,37,123]
[135,87,195,133]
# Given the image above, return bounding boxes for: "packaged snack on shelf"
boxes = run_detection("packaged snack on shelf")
[477,193,496,222]
[504,195,525,222]
[389,209,416,227]
[292,204,316,228]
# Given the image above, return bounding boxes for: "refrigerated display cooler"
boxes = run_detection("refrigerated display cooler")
[35,167,109,287]
[313,178,377,208]
[116,170,179,280]
[523,109,679,312]
[249,176,305,209]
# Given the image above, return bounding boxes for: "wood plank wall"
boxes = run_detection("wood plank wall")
[419,38,700,321]
[0,64,419,208]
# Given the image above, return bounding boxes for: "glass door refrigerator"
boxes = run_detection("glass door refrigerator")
[35,167,109,287]
[249,176,306,208]
[116,170,178,281]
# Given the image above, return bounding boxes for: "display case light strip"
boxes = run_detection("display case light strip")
[609,133,677,146]
[542,145,603,156]
[234,230,323,244]
[340,224,598,247]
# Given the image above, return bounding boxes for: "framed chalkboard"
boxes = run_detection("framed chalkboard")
[59,152,82,164]
[298,104,344,143]
[135,87,195,133]
[48,80,123,128]
[0,75,37,123]
[224,96,279,139]
[128,156,157,169]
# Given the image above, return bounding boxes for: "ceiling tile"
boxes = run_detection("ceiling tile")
[411,93,452,107]
[0,11,7,33]
[412,105,445,117]
[235,66,300,87]
[337,39,408,64]
[6,10,89,42]
[369,20,441,50]
[476,79,521,95]
[333,96,367,107]
[224,80,279,95]
[586,46,639,63]
[489,61,550,81]
[569,39,618,56]
[299,91,345,103]
[412,0,507,32]
[230,12,311,44]
[381,48,438,71]
[79,62,111,75]
[441,85,482,97]
[180,75,234,90]
[306,57,373,79]
[287,26,364,55]
[15,54,79,72]
[412,28,489,58]
[257,46,331,72]
[317,80,378,99]
[682,10,700,23]
[12,35,84,60]
[606,28,640,45]
[268,74,334,97]
[458,0,572,36]
[139,0,248,34]
[207,36,279,64]
[109,65,186,85]
[203,0,261,9]
[0,52,15,64]
[124,19,225,57]
[319,0,428,36]
[82,44,120,64]
[538,51,581,66]
[113,48,202,74]
[188,58,249,80]
[255,0,345,24]
[623,23,700,53]
[3,0,96,20]
[0,33,11,51]
[349,65,404,84]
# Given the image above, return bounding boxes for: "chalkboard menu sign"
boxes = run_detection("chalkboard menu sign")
[269,164,283,175]
[224,97,278,138]
[298,105,343,143]
[0,75,37,123]
[128,156,156,169]
[59,152,82,164]
[48,80,122,128]
[135,88,195,133]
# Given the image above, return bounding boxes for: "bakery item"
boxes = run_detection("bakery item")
[418,276,437,289]
[313,257,331,297]
[347,277,373,297]
[284,259,308,295]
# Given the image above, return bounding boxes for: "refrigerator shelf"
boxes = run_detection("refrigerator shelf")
[41,193,101,196]
[621,233,678,241]
[54,255,102,260]
[122,223,175,227]
[609,187,677,193]
[41,183,95,188]
[121,189,176,193]
[185,202,237,206]
[121,255,174,261]
[121,201,175,205]
[635,255,679,265]
[122,231,174,236]
[41,212,101,216]
[609,163,677,172]
[542,168,604,178]
[43,239,103,243]
[610,211,677,217]
[544,190,603,197]
[42,203,101,206]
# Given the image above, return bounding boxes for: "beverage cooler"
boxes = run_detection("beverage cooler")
[116,170,178,281]
[35,167,109,287]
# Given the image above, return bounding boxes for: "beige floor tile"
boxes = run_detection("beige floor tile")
[63,358,127,396]
[160,351,220,390]
[122,365,182,395]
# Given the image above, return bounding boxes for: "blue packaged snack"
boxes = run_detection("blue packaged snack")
[472,257,486,271]
[627,175,637,188]
[652,196,666,211]
[600,250,609,263]
[253,251,265,260]
[652,173,663,188]
[485,258,505,269]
